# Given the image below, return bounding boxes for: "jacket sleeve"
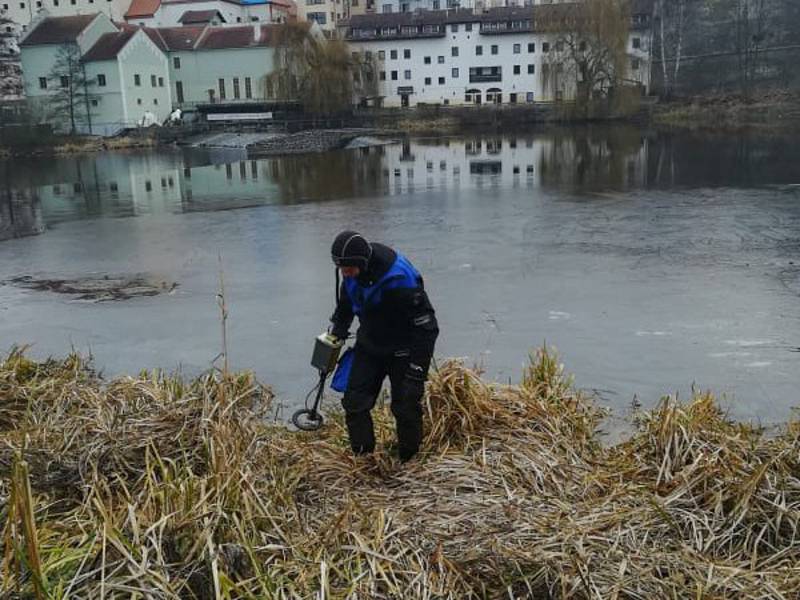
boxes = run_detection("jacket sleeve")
[401,286,439,378]
[329,283,354,340]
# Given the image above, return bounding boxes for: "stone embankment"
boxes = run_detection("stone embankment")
[247,129,385,156]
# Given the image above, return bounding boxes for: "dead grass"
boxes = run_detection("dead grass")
[1,346,798,598]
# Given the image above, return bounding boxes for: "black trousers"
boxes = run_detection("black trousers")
[341,345,432,458]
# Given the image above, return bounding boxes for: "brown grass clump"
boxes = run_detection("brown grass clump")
[0,346,798,598]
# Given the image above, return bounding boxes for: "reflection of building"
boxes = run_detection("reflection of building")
[27,133,648,229]
[341,2,653,107]
[0,188,44,240]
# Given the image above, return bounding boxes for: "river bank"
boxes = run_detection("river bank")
[0,132,158,159]
[1,347,798,598]
[653,91,800,132]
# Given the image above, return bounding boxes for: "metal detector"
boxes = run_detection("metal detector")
[292,333,343,431]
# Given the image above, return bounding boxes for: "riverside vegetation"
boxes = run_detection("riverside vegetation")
[0,346,798,599]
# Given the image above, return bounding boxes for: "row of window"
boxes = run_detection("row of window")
[174,76,255,103]
[380,64,538,82]
[366,42,550,62]
[2,0,111,10]
[133,73,165,88]
[359,37,642,61]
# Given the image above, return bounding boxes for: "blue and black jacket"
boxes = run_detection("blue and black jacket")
[330,243,438,367]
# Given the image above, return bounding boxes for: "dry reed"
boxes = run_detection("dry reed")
[0,346,798,599]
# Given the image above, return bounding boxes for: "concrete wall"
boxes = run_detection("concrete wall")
[168,45,274,105]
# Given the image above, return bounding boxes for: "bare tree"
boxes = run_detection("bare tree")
[734,0,770,100]
[47,43,97,134]
[269,22,370,115]
[654,0,690,96]
[539,0,631,114]
[0,11,22,101]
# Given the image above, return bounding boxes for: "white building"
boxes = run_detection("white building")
[342,2,653,107]
[19,13,289,133]
[20,13,172,133]
[124,0,295,27]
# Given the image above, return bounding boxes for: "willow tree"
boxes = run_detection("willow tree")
[269,23,372,115]
[538,0,631,115]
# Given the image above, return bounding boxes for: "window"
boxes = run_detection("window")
[134,74,141,86]
[390,50,397,59]
[528,42,535,53]
[382,3,391,11]
[245,77,252,98]
[378,50,385,59]
[632,37,641,49]
[137,98,142,105]
[36,1,41,7]
[2,3,7,8]
[307,11,326,23]
[19,1,24,6]
[451,46,458,57]
[509,93,517,104]
[476,45,482,56]
[491,45,498,55]
[542,42,550,52]
[38,77,47,89]
[403,49,410,59]
[438,76,444,84]
[452,67,459,78]
[151,74,156,87]
[391,70,398,80]
[513,65,520,75]
[424,77,431,85]
[437,56,444,64]
[424,56,431,64]
[451,24,458,32]
[60,75,68,87]
[97,74,106,86]
[465,23,472,31]
[631,58,640,70]
[218,78,226,99]
[527,64,535,74]
[432,0,439,7]
[158,77,164,87]
[176,81,184,103]
[380,71,385,80]
[173,56,180,69]
[233,77,240,99]
[153,98,158,105]
[513,43,520,54]
[404,69,411,80]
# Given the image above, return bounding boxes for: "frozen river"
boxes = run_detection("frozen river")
[1,126,798,424]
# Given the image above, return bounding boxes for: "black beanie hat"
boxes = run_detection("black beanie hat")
[331,231,372,268]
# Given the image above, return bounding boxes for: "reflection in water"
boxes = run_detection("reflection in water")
[1,127,798,237]
[0,189,45,241]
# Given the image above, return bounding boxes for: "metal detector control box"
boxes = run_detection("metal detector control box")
[311,333,344,375]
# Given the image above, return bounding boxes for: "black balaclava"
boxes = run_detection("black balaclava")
[331,231,372,270]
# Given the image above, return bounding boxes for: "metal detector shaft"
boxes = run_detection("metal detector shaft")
[308,369,327,418]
